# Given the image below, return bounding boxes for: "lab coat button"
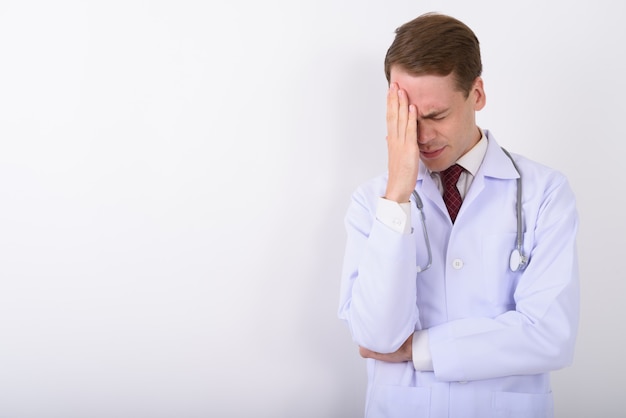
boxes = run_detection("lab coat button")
[452,259,464,269]
[392,218,401,226]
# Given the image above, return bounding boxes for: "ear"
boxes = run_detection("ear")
[472,77,486,111]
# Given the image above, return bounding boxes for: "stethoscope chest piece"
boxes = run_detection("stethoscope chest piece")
[509,248,526,272]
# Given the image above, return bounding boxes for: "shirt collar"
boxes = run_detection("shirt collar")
[456,128,487,176]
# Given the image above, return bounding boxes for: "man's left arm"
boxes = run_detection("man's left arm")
[429,174,579,381]
[362,174,579,381]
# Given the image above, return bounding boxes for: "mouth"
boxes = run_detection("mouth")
[420,147,445,159]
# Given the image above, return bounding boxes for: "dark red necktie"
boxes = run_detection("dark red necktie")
[441,164,463,223]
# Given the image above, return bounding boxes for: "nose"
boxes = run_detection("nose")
[417,121,435,144]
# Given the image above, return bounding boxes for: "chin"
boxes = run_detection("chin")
[421,160,448,173]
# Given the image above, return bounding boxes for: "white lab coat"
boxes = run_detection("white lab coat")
[338,131,579,418]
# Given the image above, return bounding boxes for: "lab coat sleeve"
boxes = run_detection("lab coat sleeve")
[338,185,420,353]
[429,175,580,382]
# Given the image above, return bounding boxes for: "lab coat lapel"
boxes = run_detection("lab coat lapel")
[461,132,521,215]
[417,163,448,219]
[416,132,521,223]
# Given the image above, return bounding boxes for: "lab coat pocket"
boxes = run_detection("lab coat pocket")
[481,233,528,310]
[366,385,430,418]
[492,391,553,418]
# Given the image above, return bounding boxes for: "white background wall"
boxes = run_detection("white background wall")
[0,1,624,417]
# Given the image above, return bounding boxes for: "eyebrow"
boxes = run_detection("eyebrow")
[419,109,449,120]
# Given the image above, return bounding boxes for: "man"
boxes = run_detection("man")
[338,13,579,418]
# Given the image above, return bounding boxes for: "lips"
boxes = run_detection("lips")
[420,147,445,159]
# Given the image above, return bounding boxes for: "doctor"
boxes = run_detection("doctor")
[338,12,579,418]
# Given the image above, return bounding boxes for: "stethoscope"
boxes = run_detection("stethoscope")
[411,148,528,273]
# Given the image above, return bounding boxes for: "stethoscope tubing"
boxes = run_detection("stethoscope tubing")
[412,147,527,273]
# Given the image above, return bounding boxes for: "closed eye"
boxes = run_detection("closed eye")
[420,109,449,121]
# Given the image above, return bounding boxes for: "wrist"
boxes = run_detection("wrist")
[385,176,416,203]
[384,190,411,203]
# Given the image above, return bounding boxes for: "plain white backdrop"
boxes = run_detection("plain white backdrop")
[0,1,624,417]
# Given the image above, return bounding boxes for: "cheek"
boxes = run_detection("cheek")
[438,120,460,139]
[446,114,472,138]
[457,107,476,128]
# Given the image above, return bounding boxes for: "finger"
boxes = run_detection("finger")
[386,83,399,141]
[359,346,374,358]
[397,88,409,142]
[359,346,384,360]
[407,104,418,150]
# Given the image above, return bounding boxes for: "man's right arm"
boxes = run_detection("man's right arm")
[338,184,420,353]
[337,84,423,353]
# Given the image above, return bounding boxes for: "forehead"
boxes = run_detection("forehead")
[389,67,462,110]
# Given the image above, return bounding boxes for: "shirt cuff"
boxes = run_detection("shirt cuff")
[412,330,434,371]
[376,197,412,234]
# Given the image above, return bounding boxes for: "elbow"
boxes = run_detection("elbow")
[359,339,406,355]
[533,317,578,372]
[349,313,416,354]
[551,332,577,370]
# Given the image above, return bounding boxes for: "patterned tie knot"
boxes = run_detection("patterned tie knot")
[441,164,464,223]
[442,164,463,188]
